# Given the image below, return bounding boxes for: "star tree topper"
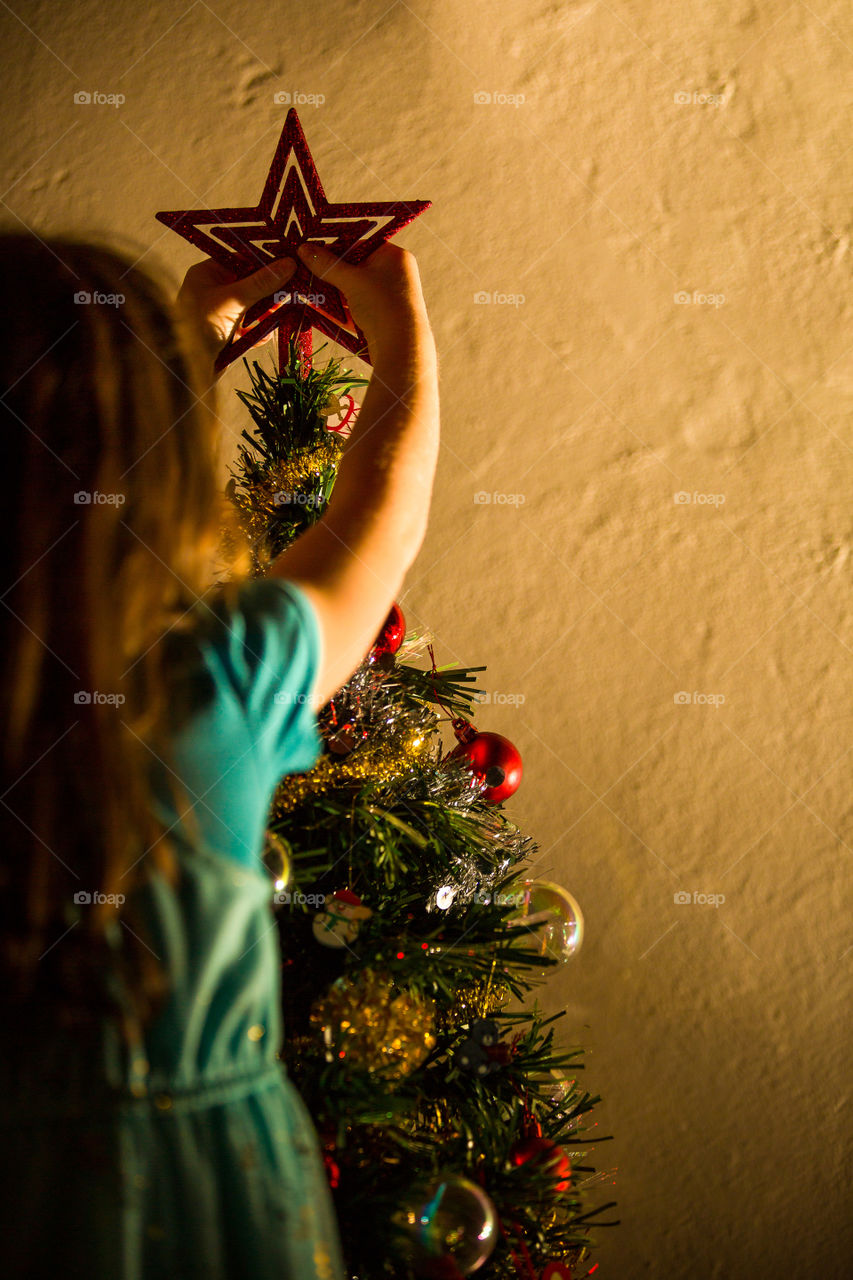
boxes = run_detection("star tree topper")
[155,110,431,375]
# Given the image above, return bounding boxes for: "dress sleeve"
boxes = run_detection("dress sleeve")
[203,577,325,782]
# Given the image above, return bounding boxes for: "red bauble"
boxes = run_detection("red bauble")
[370,602,405,659]
[322,1151,340,1190]
[510,1136,571,1194]
[448,719,522,804]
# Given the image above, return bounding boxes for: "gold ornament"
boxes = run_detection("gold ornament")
[310,968,436,1080]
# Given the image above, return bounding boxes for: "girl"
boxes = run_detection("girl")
[0,232,440,1277]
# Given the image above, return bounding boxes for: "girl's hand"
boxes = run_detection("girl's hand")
[176,256,297,369]
[295,242,431,358]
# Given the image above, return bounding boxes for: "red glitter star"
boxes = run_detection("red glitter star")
[155,109,431,375]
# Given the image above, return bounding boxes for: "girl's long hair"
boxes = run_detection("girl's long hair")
[0,234,249,1040]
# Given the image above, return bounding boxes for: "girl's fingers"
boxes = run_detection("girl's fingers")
[224,257,297,309]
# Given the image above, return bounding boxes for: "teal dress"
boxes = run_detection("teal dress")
[0,579,346,1280]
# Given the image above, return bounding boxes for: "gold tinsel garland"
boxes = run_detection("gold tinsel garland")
[272,727,433,816]
[309,968,436,1080]
[233,443,343,570]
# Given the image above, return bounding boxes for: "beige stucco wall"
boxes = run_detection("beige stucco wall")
[3,1,850,1274]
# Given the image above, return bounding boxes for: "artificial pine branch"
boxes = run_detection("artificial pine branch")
[225,337,369,568]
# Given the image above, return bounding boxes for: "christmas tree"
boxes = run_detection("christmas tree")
[223,338,618,1279]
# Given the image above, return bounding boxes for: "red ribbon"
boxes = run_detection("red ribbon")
[427,643,455,720]
[498,1217,539,1280]
[326,392,357,433]
[427,643,468,764]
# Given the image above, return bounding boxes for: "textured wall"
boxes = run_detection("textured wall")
[2,1,851,1275]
